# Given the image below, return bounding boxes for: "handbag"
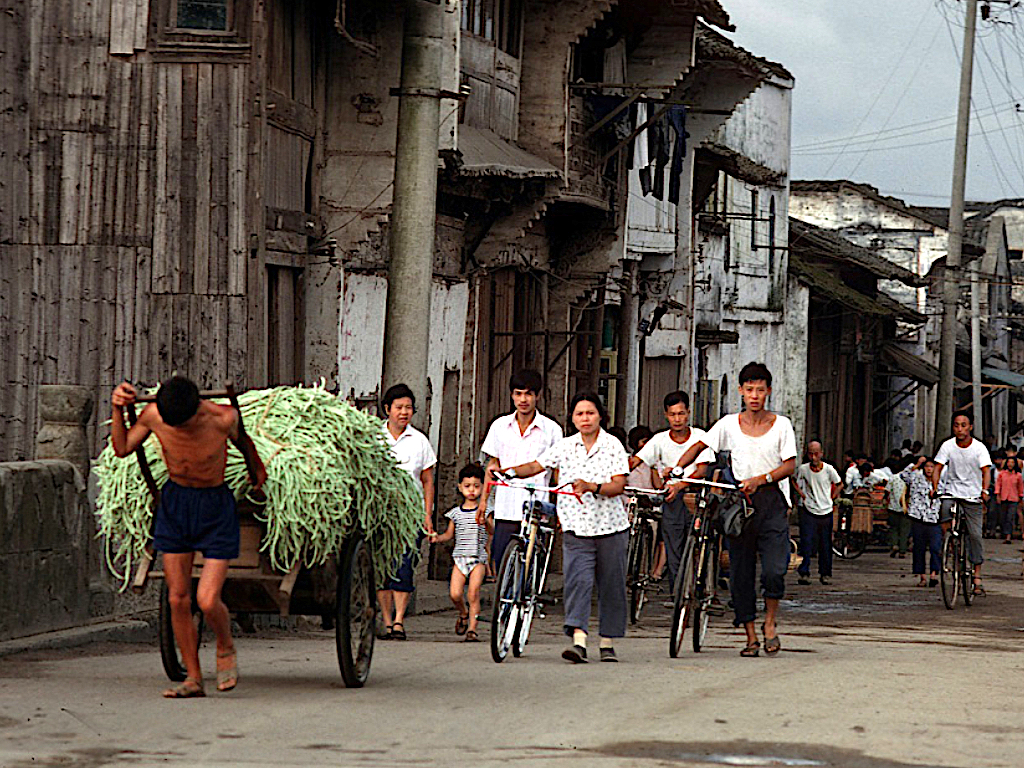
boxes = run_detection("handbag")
[717,492,753,538]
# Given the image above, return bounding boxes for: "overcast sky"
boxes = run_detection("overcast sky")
[721,0,1024,207]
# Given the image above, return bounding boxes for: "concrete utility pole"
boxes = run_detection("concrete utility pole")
[935,0,978,444]
[381,0,444,412]
[970,264,983,439]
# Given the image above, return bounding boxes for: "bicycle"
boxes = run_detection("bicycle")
[831,499,868,559]
[487,473,579,663]
[668,468,741,656]
[938,495,976,610]
[623,486,667,624]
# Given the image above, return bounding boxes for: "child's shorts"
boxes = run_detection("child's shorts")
[454,555,487,577]
[154,480,239,560]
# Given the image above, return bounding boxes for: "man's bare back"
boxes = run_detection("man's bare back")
[111,383,244,488]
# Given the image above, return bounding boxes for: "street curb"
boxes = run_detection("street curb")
[0,618,155,658]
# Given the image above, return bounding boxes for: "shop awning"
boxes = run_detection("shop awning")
[982,366,1024,390]
[453,126,562,179]
[880,343,939,387]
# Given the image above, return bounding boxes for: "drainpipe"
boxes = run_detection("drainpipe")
[381,0,444,413]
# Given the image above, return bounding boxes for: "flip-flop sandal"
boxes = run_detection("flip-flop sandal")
[972,583,987,597]
[764,635,782,655]
[740,641,760,657]
[464,630,479,642]
[163,678,205,699]
[216,649,238,692]
[455,614,469,636]
[391,623,407,640]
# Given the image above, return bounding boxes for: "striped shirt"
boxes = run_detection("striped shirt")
[445,506,489,561]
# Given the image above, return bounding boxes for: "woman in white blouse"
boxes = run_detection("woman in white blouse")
[502,392,630,663]
[669,363,797,657]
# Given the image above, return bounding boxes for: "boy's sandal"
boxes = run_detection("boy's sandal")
[390,623,407,640]
[455,613,469,636]
[971,582,987,597]
[740,641,760,657]
[216,649,238,692]
[764,635,782,655]
[464,630,479,642]
[163,678,205,699]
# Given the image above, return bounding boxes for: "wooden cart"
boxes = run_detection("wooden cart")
[123,385,377,688]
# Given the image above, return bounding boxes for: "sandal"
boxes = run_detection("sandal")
[455,614,469,636]
[390,622,407,640]
[216,648,238,692]
[163,678,205,699]
[972,581,987,597]
[762,622,781,656]
[740,641,760,657]
[464,629,479,642]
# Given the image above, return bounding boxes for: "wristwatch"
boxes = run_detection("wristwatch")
[764,472,774,485]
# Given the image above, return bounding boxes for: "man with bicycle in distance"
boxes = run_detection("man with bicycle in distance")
[628,391,713,591]
[932,410,992,597]
[792,440,842,586]
[479,370,562,575]
[666,362,797,657]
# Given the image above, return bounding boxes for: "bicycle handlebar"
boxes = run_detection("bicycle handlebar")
[488,478,581,499]
[623,486,667,499]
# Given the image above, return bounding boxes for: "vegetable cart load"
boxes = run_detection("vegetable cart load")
[95,383,424,688]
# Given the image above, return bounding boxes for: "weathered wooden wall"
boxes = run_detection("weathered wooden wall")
[0,0,260,462]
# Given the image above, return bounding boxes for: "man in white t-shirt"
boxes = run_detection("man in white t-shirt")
[378,383,437,641]
[479,370,562,572]
[932,410,992,596]
[630,390,712,589]
[792,441,842,586]
[670,362,796,658]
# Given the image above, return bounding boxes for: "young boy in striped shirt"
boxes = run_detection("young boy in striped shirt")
[430,464,493,642]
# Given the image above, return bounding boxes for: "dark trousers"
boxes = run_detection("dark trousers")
[999,500,1018,538]
[888,511,911,554]
[729,487,790,627]
[562,529,628,639]
[797,509,833,577]
[490,520,519,572]
[661,494,692,590]
[911,518,942,576]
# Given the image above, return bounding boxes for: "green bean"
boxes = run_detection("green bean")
[95,384,423,590]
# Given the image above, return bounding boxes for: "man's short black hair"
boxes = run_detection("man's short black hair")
[382,383,416,411]
[509,369,543,394]
[901,439,912,450]
[628,425,654,452]
[951,409,973,426]
[156,376,200,427]
[458,463,485,482]
[738,362,773,387]
[912,440,924,450]
[663,390,689,410]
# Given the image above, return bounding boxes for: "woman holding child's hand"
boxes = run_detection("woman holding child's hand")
[502,391,629,664]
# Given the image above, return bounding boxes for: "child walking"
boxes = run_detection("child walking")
[431,464,493,642]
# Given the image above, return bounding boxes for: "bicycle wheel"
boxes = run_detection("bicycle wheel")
[669,537,697,658]
[627,525,649,624]
[832,530,867,559]
[513,537,544,657]
[491,538,524,663]
[692,538,716,653]
[940,530,959,610]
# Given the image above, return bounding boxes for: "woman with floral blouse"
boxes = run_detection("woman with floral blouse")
[501,391,629,664]
[901,456,941,587]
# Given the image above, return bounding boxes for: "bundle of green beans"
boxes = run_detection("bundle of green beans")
[94,384,425,590]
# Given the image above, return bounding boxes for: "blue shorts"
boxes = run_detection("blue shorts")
[383,533,423,593]
[154,480,240,560]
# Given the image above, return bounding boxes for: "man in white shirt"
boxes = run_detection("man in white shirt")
[792,441,842,585]
[378,383,437,640]
[479,370,562,572]
[932,410,992,596]
[630,391,712,589]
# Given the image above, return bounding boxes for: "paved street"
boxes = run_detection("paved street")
[1,547,1022,768]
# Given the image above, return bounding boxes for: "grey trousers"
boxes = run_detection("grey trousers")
[562,529,628,639]
[940,499,985,565]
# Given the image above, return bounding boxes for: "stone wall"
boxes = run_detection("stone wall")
[0,460,93,641]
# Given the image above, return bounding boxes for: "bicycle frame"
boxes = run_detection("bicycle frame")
[623,487,667,623]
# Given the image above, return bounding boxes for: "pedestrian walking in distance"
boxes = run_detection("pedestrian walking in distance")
[501,392,630,664]
[111,376,267,698]
[430,464,492,643]
[901,456,941,588]
[668,362,797,657]
[793,440,842,586]
[995,457,1022,545]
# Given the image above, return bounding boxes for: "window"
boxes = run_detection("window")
[175,0,229,30]
[750,189,759,253]
[768,196,776,273]
[461,0,523,56]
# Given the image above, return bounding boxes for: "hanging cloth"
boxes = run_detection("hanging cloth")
[667,106,689,205]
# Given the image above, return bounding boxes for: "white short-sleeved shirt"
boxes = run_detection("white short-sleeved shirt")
[934,437,991,502]
[481,412,563,522]
[538,429,630,537]
[702,413,798,505]
[635,428,714,478]
[795,462,841,515]
[381,423,437,492]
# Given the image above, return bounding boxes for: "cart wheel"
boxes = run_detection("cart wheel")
[336,534,376,688]
[158,581,204,682]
